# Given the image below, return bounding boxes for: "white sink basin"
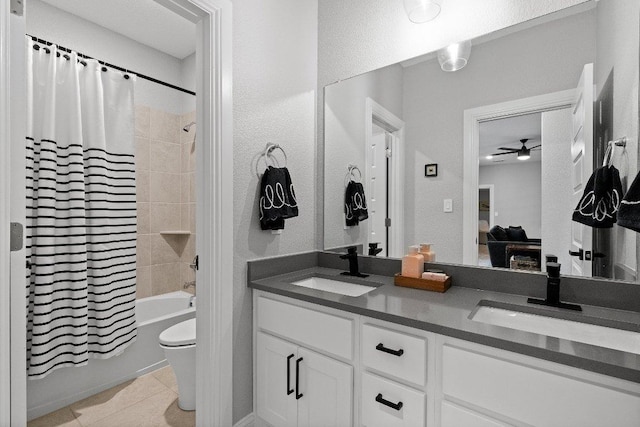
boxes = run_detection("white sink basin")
[290,276,376,297]
[471,302,640,355]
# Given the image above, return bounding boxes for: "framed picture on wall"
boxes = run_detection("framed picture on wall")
[425,163,438,177]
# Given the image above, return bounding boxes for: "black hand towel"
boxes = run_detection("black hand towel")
[572,165,623,228]
[259,166,298,230]
[618,171,640,232]
[344,180,368,226]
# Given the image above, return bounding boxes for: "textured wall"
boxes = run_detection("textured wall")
[479,162,543,238]
[541,108,574,274]
[595,0,639,276]
[231,0,318,422]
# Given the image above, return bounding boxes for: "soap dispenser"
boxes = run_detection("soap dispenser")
[402,245,424,278]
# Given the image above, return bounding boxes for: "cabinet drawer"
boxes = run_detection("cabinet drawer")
[361,372,425,427]
[362,323,426,386]
[257,296,354,360]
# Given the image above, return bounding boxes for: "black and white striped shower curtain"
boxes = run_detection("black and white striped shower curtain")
[26,40,137,379]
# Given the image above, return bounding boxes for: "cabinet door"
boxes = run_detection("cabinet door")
[297,347,353,427]
[441,401,507,427]
[257,332,298,427]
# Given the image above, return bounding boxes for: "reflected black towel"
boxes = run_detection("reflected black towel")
[572,165,623,228]
[345,180,368,226]
[259,166,298,230]
[618,171,640,232]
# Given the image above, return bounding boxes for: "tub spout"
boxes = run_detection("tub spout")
[184,281,196,289]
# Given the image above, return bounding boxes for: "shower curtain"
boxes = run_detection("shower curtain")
[25,39,137,379]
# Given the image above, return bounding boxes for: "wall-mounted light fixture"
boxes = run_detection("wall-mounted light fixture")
[403,0,442,23]
[437,40,472,72]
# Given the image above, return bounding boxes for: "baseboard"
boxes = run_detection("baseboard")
[233,412,254,427]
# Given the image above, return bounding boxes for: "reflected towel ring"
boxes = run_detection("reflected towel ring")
[256,143,288,177]
[344,164,362,187]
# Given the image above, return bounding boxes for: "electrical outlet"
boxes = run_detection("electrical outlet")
[444,199,453,213]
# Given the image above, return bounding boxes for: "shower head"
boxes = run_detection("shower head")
[183,121,196,132]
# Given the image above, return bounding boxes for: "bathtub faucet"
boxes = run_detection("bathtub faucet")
[184,281,196,289]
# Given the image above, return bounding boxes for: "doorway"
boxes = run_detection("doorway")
[365,98,405,258]
[2,0,233,426]
[478,185,494,267]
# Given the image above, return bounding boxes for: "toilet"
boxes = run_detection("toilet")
[159,318,196,411]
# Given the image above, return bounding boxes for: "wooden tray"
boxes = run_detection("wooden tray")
[394,273,451,293]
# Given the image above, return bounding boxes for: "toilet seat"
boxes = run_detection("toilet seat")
[159,318,196,347]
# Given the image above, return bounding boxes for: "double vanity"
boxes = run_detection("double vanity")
[249,251,640,427]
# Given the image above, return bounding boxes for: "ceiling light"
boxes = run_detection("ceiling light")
[403,0,442,23]
[437,40,472,72]
[485,155,493,160]
[517,147,530,160]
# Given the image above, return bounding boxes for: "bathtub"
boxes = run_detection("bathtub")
[27,291,196,421]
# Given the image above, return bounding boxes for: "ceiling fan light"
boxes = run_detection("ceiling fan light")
[485,155,493,160]
[403,0,442,23]
[517,148,530,160]
[438,40,472,72]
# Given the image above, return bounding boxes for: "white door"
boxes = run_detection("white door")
[368,124,388,256]
[256,332,298,427]
[570,63,594,277]
[297,347,353,427]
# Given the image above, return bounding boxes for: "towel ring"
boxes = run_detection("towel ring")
[256,143,288,177]
[344,164,362,187]
[603,137,628,168]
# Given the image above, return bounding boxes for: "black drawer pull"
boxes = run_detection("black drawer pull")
[376,393,403,411]
[295,357,304,400]
[376,343,404,357]
[286,354,294,395]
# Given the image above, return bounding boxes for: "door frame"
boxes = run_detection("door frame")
[478,184,495,229]
[365,97,405,258]
[0,0,234,425]
[462,89,575,265]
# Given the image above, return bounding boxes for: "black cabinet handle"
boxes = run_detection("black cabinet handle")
[286,354,294,395]
[375,393,403,411]
[376,343,404,357]
[295,357,303,400]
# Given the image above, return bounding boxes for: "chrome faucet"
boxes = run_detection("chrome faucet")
[184,280,196,289]
[339,246,369,278]
[527,261,581,311]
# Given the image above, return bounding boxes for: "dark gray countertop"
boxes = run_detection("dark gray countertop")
[250,266,640,384]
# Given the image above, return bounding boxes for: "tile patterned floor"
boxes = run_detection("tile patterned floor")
[28,366,195,427]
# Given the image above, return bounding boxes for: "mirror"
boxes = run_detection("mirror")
[323,0,639,282]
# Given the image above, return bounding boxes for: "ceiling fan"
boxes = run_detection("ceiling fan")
[488,138,541,161]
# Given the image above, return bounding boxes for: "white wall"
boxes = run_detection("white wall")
[231,0,318,422]
[26,0,195,115]
[479,162,542,238]
[595,0,639,277]
[324,64,403,250]
[401,9,596,263]
[541,108,574,274]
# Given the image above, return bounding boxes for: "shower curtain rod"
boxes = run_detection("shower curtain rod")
[27,35,196,96]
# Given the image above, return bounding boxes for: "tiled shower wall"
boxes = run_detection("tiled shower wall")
[135,105,197,299]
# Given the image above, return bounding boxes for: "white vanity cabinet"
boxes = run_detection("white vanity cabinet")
[437,337,640,427]
[254,291,640,427]
[255,295,355,427]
